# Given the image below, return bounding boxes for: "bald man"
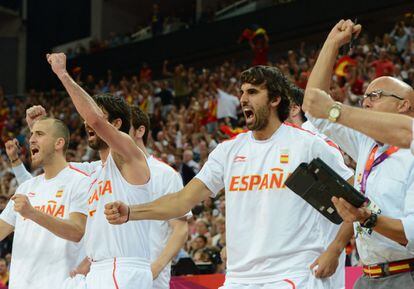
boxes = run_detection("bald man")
[304,20,414,289]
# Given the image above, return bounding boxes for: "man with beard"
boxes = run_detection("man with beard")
[105,65,354,289]
[46,53,152,289]
[0,117,90,289]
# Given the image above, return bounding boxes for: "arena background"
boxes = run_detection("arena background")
[0,0,414,288]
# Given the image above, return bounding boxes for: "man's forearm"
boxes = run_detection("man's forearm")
[373,216,408,245]
[306,41,339,92]
[12,163,32,185]
[152,219,188,273]
[130,193,193,221]
[30,211,85,242]
[58,72,105,127]
[339,106,412,148]
[328,222,354,254]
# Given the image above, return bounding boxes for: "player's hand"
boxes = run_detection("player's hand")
[151,262,162,280]
[46,53,68,77]
[326,19,361,49]
[104,201,130,224]
[310,246,340,278]
[220,246,227,265]
[332,197,371,223]
[12,194,36,219]
[70,258,91,277]
[5,139,20,161]
[26,105,47,130]
[302,88,334,119]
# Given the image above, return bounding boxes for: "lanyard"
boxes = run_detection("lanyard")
[360,144,399,194]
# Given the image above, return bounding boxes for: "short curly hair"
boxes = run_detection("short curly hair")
[240,66,292,122]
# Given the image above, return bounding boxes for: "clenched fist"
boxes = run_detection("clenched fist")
[46,53,67,78]
[26,105,47,130]
[5,139,19,161]
[302,88,334,119]
[104,201,130,225]
[12,194,36,219]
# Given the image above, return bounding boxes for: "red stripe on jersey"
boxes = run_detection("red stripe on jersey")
[284,122,316,135]
[112,258,120,289]
[68,164,90,177]
[284,122,341,152]
[283,279,296,289]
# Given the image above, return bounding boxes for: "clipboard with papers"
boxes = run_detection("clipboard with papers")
[285,158,366,224]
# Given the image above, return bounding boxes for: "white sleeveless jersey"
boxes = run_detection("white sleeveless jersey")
[196,123,353,284]
[147,156,185,289]
[0,165,90,289]
[84,153,151,262]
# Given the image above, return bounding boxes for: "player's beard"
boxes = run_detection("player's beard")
[247,103,270,131]
[31,147,53,169]
[88,135,108,151]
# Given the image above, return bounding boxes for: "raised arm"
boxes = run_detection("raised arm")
[105,178,211,223]
[46,53,148,181]
[306,19,361,93]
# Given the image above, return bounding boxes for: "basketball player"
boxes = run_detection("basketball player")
[47,53,152,289]
[0,117,90,289]
[105,66,354,289]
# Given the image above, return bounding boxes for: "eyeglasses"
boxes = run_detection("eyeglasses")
[359,90,404,106]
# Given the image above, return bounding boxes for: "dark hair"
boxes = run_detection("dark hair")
[92,93,131,133]
[130,105,151,145]
[240,66,291,122]
[196,235,208,244]
[289,85,307,122]
[38,117,70,153]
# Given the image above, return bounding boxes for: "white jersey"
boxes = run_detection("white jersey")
[196,123,353,284]
[302,120,348,289]
[0,166,90,289]
[84,153,151,263]
[147,156,185,289]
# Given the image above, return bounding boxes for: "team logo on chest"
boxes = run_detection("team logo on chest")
[280,149,289,164]
[55,186,64,198]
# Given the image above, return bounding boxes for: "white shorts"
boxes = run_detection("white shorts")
[61,275,87,289]
[86,257,152,289]
[220,273,332,289]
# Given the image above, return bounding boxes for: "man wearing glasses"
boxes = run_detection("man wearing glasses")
[303,19,414,289]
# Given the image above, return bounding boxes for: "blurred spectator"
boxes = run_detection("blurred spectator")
[0,258,8,288]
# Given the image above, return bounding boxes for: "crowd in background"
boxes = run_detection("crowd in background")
[0,13,413,284]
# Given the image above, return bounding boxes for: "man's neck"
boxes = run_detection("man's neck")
[136,140,150,158]
[43,155,68,180]
[252,116,283,140]
[99,147,110,163]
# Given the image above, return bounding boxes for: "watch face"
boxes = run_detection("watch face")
[330,108,340,118]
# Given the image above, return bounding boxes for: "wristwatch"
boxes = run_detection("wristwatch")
[328,102,342,122]
[360,211,378,229]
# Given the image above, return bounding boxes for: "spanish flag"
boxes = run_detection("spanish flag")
[56,190,63,198]
[280,149,289,164]
[334,56,357,77]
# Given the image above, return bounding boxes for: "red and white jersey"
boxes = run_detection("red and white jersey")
[196,123,353,284]
[0,166,90,289]
[84,153,151,263]
[147,156,185,289]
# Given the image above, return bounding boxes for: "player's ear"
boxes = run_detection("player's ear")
[112,118,122,130]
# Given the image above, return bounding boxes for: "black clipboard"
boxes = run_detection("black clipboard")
[285,158,366,224]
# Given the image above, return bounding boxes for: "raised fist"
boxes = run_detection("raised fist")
[26,105,47,130]
[46,53,67,77]
[5,139,19,161]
